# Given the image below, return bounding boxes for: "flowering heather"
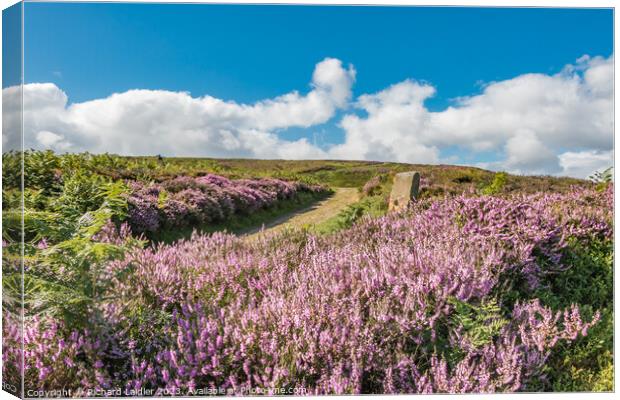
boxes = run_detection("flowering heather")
[2,314,114,393]
[126,174,327,232]
[362,176,382,196]
[5,185,609,395]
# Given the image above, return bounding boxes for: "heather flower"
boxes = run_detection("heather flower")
[362,176,382,196]
[125,174,329,232]
[36,238,48,250]
[13,184,611,395]
[3,314,114,393]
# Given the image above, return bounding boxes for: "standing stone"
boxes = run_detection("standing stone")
[388,171,420,212]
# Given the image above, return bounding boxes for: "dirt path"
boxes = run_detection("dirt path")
[243,187,359,239]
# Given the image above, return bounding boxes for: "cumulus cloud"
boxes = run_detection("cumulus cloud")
[36,131,71,150]
[3,58,355,159]
[330,80,440,163]
[332,55,613,177]
[503,130,562,175]
[558,150,614,180]
[2,54,612,178]
[2,84,23,152]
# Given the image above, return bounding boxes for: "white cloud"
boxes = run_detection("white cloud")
[36,130,71,150]
[503,130,562,175]
[1,55,612,178]
[330,80,441,163]
[4,58,355,159]
[2,84,23,152]
[332,54,613,178]
[559,150,613,179]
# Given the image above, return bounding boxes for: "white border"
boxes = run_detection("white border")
[0,1,616,400]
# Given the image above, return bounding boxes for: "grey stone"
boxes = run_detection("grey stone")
[388,171,420,211]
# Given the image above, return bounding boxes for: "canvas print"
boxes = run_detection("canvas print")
[1,1,614,397]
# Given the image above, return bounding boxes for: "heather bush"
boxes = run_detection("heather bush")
[5,185,607,395]
[361,175,383,196]
[125,174,329,233]
[3,315,114,392]
[2,151,613,394]
[527,238,613,391]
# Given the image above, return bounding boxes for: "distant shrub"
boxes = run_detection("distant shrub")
[453,174,473,184]
[336,202,368,229]
[333,194,389,231]
[482,172,508,195]
[362,175,383,196]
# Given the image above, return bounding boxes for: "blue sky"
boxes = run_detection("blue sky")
[6,3,614,177]
[2,2,21,88]
[25,4,612,105]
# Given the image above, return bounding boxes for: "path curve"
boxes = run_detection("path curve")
[243,187,359,239]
